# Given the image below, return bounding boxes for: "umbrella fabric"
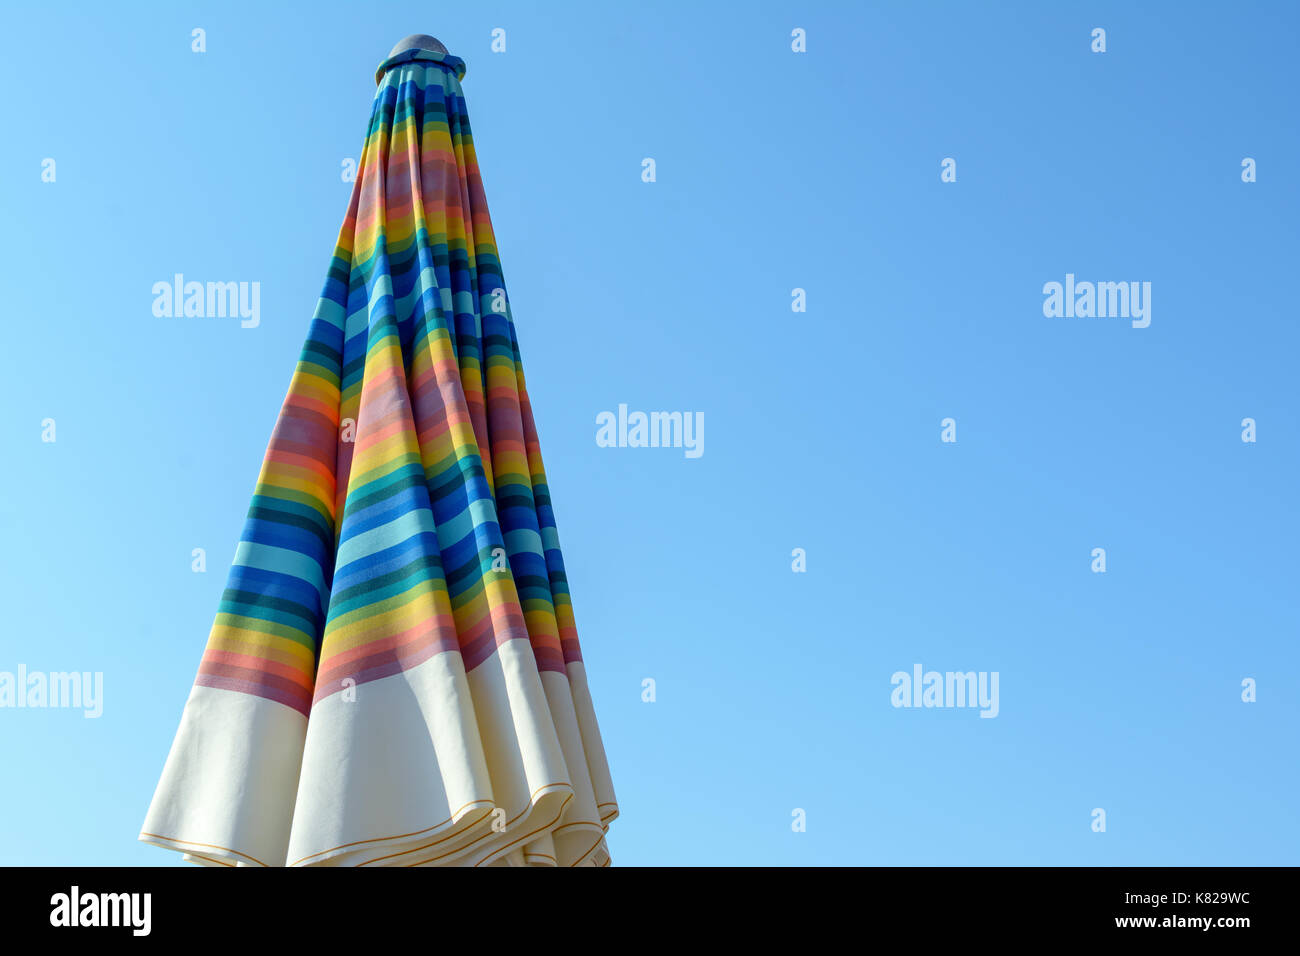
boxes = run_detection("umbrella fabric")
[140,48,617,867]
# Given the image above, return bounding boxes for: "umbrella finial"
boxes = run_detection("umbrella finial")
[388,34,448,58]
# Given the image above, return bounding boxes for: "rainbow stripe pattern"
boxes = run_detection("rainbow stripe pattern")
[195,49,589,720]
[141,46,617,868]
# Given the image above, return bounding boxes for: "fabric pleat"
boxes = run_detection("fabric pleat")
[140,49,617,867]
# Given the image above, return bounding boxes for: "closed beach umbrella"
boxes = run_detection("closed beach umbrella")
[140,35,618,867]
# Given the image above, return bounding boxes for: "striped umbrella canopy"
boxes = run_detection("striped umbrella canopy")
[140,36,618,867]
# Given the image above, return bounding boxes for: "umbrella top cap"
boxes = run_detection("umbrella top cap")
[376,34,465,85]
[388,34,448,58]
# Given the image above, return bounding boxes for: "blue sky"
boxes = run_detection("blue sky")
[1,0,1296,865]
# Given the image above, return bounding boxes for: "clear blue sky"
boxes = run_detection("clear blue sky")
[1,1,1296,866]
